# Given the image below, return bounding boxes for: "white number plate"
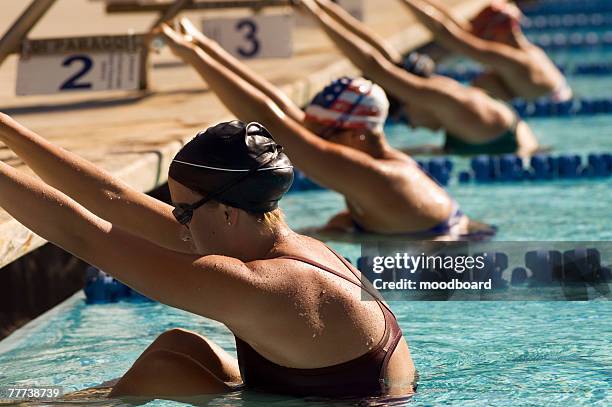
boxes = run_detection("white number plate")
[16,35,144,96]
[201,13,293,59]
[17,52,141,96]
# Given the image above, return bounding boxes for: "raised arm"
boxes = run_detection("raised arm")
[0,159,258,324]
[299,0,442,104]
[404,0,471,30]
[178,18,304,123]
[310,0,403,64]
[160,25,388,201]
[0,113,190,253]
[399,0,526,68]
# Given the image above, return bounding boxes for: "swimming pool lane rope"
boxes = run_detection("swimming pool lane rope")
[520,0,612,16]
[84,248,611,304]
[436,61,612,81]
[289,152,612,191]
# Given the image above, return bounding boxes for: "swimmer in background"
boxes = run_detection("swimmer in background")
[296,0,540,156]
[0,113,417,400]
[398,0,572,102]
[159,20,494,237]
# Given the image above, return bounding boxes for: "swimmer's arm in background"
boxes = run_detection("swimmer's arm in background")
[0,160,260,324]
[264,118,393,203]
[0,113,191,254]
[177,18,305,124]
[301,0,445,108]
[308,0,403,64]
[300,0,401,85]
[399,0,471,31]
[399,0,527,71]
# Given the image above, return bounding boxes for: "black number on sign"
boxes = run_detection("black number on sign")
[236,19,260,58]
[60,55,93,90]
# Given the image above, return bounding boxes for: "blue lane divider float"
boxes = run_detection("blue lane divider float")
[530,31,612,50]
[520,0,612,16]
[512,98,612,118]
[522,12,612,30]
[84,249,611,304]
[436,61,612,82]
[289,152,612,191]
[461,152,612,184]
[84,266,154,304]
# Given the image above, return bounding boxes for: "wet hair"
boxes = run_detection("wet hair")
[169,121,294,214]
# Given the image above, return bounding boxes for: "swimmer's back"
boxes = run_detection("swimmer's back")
[228,235,415,390]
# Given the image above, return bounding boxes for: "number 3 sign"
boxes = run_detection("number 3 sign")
[16,35,144,96]
[201,13,293,59]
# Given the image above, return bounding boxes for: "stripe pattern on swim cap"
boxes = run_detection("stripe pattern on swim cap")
[305,77,389,132]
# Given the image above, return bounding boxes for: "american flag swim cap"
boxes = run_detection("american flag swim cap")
[305,77,389,133]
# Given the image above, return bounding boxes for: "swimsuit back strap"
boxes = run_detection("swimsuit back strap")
[279,254,368,293]
[323,245,396,316]
[278,248,394,317]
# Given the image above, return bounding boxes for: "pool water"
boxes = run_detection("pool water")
[0,295,609,406]
[1,5,611,407]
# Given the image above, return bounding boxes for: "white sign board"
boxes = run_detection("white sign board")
[16,35,144,96]
[201,13,293,59]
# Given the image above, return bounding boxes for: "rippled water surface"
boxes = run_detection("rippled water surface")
[0,297,610,406]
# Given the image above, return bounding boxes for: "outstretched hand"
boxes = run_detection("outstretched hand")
[154,23,197,59]
[294,0,321,16]
[178,17,212,48]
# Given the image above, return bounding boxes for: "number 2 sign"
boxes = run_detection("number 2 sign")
[201,13,293,59]
[16,35,144,96]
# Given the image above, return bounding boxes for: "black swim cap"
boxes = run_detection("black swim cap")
[402,52,436,78]
[169,121,294,213]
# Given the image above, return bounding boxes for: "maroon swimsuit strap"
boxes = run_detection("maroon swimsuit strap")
[279,246,395,317]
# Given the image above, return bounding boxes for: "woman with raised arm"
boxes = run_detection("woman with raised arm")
[399,0,572,102]
[297,0,540,156]
[160,20,494,238]
[0,113,417,400]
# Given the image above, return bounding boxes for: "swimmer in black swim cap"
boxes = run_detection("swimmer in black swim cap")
[169,121,293,222]
[297,0,539,157]
[159,20,495,238]
[0,111,419,401]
